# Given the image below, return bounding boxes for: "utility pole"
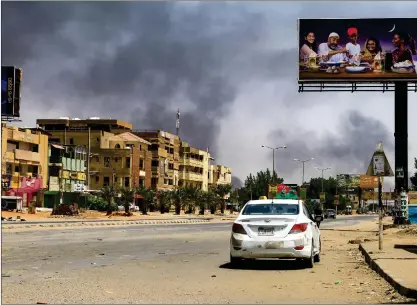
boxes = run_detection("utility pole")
[261,145,287,183]
[176,108,180,137]
[87,127,91,191]
[315,167,332,193]
[293,158,314,185]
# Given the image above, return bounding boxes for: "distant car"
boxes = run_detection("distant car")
[229,199,322,269]
[324,209,336,219]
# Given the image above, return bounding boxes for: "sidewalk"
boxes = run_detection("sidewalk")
[359,228,417,299]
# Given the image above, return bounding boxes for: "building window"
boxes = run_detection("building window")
[150,144,158,151]
[151,178,158,186]
[103,176,110,186]
[139,159,144,169]
[168,163,174,170]
[6,163,13,174]
[151,160,159,167]
[139,178,145,186]
[104,157,110,168]
[124,177,130,187]
[115,144,121,149]
[140,145,142,151]
[95,176,99,183]
[95,156,100,163]
[69,138,74,145]
[14,166,20,173]
[32,144,39,153]
[125,157,131,168]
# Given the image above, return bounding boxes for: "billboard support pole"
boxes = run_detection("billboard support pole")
[378,176,383,250]
[394,82,408,224]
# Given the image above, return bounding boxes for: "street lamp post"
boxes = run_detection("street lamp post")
[293,158,314,185]
[261,145,287,183]
[315,167,332,193]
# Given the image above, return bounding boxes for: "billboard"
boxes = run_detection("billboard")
[359,175,379,189]
[337,174,360,188]
[298,18,417,82]
[1,66,22,118]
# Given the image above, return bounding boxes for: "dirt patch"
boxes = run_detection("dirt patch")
[396,227,417,236]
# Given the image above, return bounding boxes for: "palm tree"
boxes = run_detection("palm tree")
[182,186,199,214]
[157,190,171,214]
[197,189,218,215]
[119,187,135,216]
[99,185,117,216]
[212,183,232,214]
[135,186,155,215]
[170,187,185,215]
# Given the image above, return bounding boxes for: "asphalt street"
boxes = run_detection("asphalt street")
[4,215,407,304]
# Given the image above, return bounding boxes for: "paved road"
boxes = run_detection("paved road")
[4,215,410,304]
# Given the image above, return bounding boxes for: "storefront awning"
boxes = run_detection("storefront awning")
[44,191,60,195]
[51,144,65,150]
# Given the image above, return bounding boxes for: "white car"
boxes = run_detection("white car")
[230,199,322,268]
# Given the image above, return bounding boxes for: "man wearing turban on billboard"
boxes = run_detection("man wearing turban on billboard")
[318,32,349,63]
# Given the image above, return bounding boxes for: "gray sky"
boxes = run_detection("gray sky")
[2,1,417,189]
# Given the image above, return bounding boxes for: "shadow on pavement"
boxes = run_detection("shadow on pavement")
[219,259,306,271]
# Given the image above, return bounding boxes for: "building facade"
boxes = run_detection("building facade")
[209,164,232,186]
[133,130,180,190]
[1,124,49,206]
[178,141,211,191]
[36,118,152,190]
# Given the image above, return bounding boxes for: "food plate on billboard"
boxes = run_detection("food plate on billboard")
[298,18,417,82]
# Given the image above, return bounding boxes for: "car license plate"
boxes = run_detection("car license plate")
[258,227,274,236]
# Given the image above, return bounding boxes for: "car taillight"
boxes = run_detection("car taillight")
[289,223,308,234]
[232,223,247,235]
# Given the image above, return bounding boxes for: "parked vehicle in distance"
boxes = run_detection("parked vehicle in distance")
[229,199,322,269]
[345,206,352,215]
[324,209,336,219]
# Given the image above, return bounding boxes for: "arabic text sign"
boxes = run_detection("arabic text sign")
[360,175,379,189]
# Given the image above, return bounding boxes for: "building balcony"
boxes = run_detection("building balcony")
[180,158,203,167]
[11,129,39,144]
[49,155,63,164]
[4,151,15,162]
[179,171,203,182]
[15,149,40,163]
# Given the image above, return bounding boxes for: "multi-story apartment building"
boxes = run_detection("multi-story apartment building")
[178,141,211,191]
[36,118,152,189]
[133,130,180,190]
[1,124,49,206]
[209,164,232,186]
[45,143,87,208]
[89,132,151,189]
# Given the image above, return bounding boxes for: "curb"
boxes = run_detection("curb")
[1,219,211,230]
[359,244,417,299]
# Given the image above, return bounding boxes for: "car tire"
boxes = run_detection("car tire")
[314,238,321,263]
[230,255,242,267]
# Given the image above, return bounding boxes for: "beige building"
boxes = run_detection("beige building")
[36,118,152,190]
[133,130,180,190]
[1,124,49,206]
[178,141,211,191]
[209,164,232,186]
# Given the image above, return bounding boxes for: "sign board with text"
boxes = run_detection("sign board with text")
[337,174,360,188]
[298,18,417,83]
[360,175,379,189]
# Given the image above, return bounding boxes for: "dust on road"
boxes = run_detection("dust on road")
[1,221,413,304]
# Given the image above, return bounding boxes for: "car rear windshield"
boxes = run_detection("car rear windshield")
[242,204,299,215]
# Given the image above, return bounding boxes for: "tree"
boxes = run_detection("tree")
[135,186,155,215]
[411,158,417,190]
[157,190,170,214]
[170,187,185,215]
[99,185,117,216]
[181,186,199,214]
[236,169,284,204]
[119,187,135,216]
[212,183,232,214]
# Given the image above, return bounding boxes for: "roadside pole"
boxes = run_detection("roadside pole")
[366,142,394,251]
[378,176,383,250]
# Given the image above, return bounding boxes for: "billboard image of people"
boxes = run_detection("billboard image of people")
[298,18,417,82]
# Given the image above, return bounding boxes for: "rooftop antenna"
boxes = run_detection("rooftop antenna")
[176,108,180,137]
